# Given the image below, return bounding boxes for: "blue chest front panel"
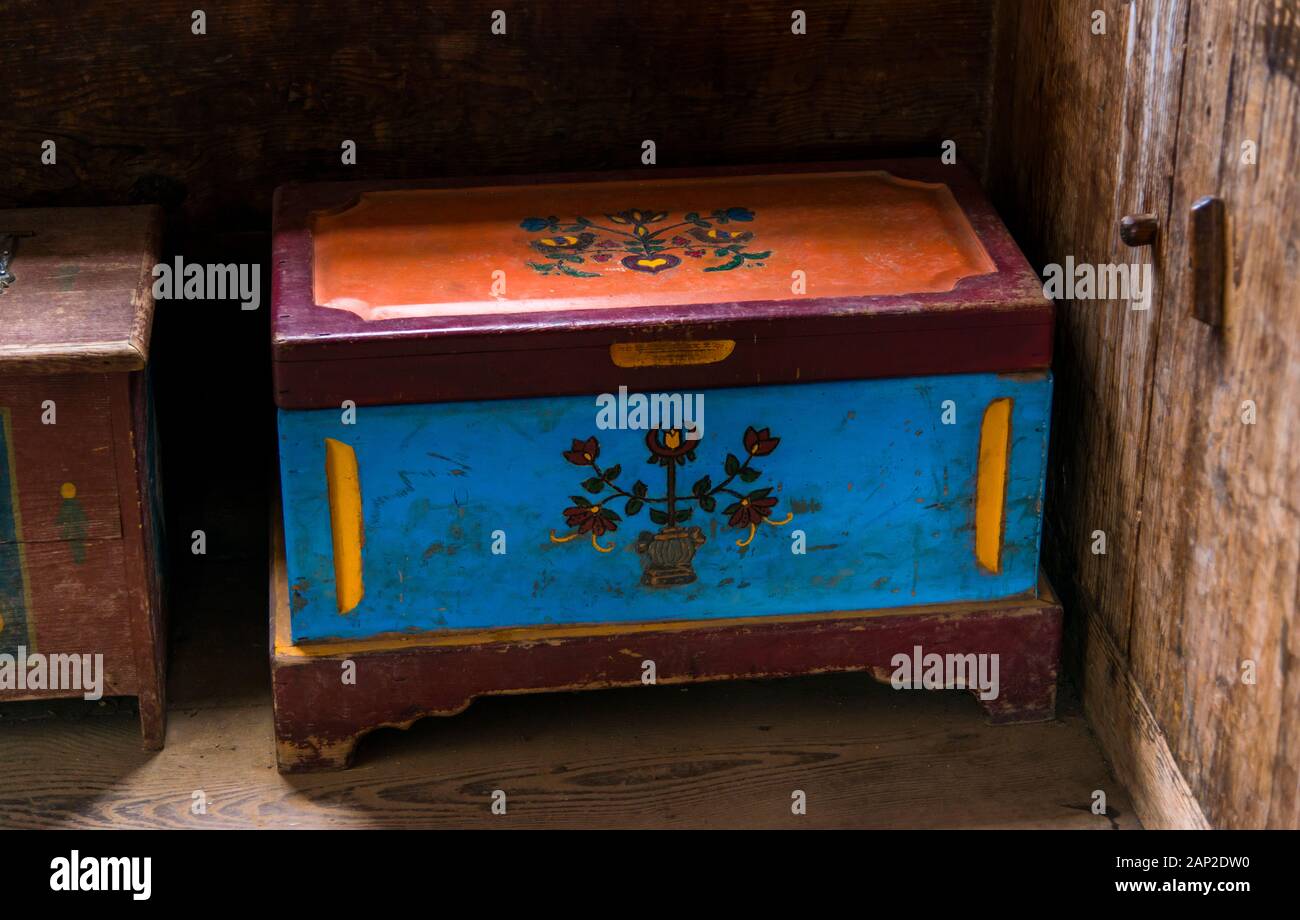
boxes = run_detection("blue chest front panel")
[279,372,1051,642]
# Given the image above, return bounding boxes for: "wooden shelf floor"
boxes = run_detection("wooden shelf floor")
[0,560,1139,829]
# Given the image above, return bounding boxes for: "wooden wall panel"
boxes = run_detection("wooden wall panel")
[987,0,1204,828]
[1,0,995,230]
[986,0,1186,657]
[992,0,1298,828]
[1129,0,1300,829]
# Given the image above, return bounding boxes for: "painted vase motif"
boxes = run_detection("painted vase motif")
[635,526,707,587]
[549,425,793,588]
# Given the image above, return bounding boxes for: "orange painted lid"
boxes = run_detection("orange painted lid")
[272,161,1051,408]
[311,171,995,321]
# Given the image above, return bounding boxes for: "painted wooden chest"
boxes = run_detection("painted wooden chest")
[270,161,1061,770]
[0,206,167,748]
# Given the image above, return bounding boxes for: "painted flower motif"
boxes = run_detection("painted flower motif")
[532,232,596,253]
[743,426,780,457]
[623,254,681,274]
[564,498,621,536]
[724,489,779,528]
[554,419,792,561]
[607,209,668,226]
[642,426,696,462]
[689,227,754,244]
[520,216,559,232]
[563,436,600,466]
[645,428,696,464]
[525,207,769,280]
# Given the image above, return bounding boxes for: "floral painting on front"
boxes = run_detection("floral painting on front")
[521,208,772,278]
[549,424,793,587]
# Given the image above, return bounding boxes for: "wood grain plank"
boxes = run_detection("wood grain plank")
[993,0,1300,829]
[0,206,160,373]
[0,676,1137,829]
[1128,0,1300,829]
[0,1,994,229]
[986,0,1212,829]
[1079,612,1210,828]
[986,0,1189,657]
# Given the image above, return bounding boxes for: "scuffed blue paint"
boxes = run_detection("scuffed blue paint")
[279,372,1052,642]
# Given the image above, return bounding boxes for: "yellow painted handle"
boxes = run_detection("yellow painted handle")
[324,438,365,613]
[975,398,1013,574]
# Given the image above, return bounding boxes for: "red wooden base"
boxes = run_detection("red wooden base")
[270,526,1063,773]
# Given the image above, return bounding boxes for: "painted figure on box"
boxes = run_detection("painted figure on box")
[522,207,771,278]
[550,424,793,587]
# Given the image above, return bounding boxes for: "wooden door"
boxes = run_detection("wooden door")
[1128,0,1300,828]
[989,0,1298,828]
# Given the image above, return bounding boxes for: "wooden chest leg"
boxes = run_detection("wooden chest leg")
[270,655,474,773]
[271,694,475,773]
[137,687,167,751]
[276,733,360,774]
[972,605,1062,724]
[866,599,1062,724]
[271,668,362,772]
[976,668,1059,724]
